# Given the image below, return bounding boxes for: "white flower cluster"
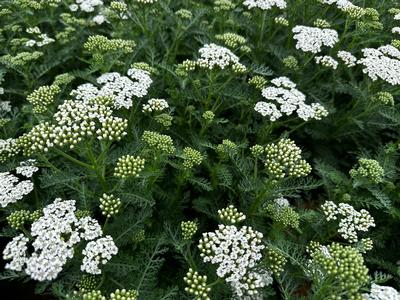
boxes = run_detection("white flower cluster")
[70,0,103,13]
[292,26,339,53]
[25,27,55,48]
[274,197,290,207]
[243,0,287,10]
[198,224,272,297]
[142,98,169,113]
[196,43,246,71]
[315,55,338,69]
[81,236,118,274]
[72,68,153,109]
[337,50,357,67]
[0,172,34,208]
[321,0,357,10]
[16,159,39,178]
[358,44,400,85]
[395,13,400,21]
[2,199,117,281]
[255,77,328,121]
[0,101,11,113]
[363,284,400,300]
[321,201,375,243]
[392,27,400,35]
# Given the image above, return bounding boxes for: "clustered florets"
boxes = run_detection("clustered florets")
[109,289,138,300]
[193,43,246,73]
[363,284,400,300]
[308,242,369,298]
[264,247,287,275]
[264,139,312,178]
[181,220,198,240]
[248,76,268,90]
[2,199,118,280]
[182,147,203,169]
[198,224,272,297]
[358,45,400,85]
[372,92,394,106]
[215,33,250,53]
[350,158,384,183]
[142,131,175,154]
[265,197,300,229]
[114,155,145,178]
[184,268,211,300]
[292,26,339,53]
[15,159,39,178]
[99,194,121,217]
[0,172,34,208]
[218,205,246,224]
[315,55,338,69]
[337,50,357,67]
[142,98,169,113]
[72,68,152,109]
[243,0,287,10]
[321,201,375,243]
[255,77,328,122]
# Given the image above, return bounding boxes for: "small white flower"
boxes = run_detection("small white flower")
[243,0,287,10]
[292,26,338,53]
[337,51,357,67]
[16,159,39,178]
[315,55,338,69]
[0,172,34,208]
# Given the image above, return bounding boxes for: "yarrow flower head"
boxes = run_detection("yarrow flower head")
[216,139,238,158]
[307,242,369,298]
[292,26,339,53]
[358,45,400,85]
[114,155,145,178]
[81,236,118,275]
[181,220,198,240]
[321,201,375,243]
[142,131,175,154]
[350,158,384,183]
[2,199,117,280]
[337,50,357,67]
[218,205,246,224]
[16,159,39,178]
[255,77,328,121]
[142,98,169,113]
[315,55,338,69]
[109,289,138,300]
[215,33,250,53]
[195,43,246,73]
[26,85,60,113]
[282,56,299,70]
[264,197,300,229]
[372,92,394,106]
[0,172,34,208]
[264,138,312,179]
[248,76,268,90]
[264,247,287,275]
[243,0,287,10]
[72,68,152,109]
[198,224,271,297]
[184,268,211,300]
[182,147,203,169]
[99,194,121,217]
[363,284,400,300]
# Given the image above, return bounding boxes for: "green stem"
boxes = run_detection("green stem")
[52,148,94,170]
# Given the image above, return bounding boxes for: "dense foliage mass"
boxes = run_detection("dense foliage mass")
[1,0,400,299]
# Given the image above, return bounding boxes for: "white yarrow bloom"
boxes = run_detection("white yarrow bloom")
[292,26,339,53]
[358,44,400,85]
[75,0,103,12]
[315,55,338,69]
[337,51,357,67]
[198,224,271,297]
[16,159,39,178]
[2,199,117,281]
[274,197,290,207]
[93,14,107,24]
[321,0,357,10]
[71,68,153,109]
[142,98,169,112]
[0,101,12,113]
[321,201,375,243]
[0,172,34,208]
[196,43,243,70]
[255,76,328,121]
[243,0,287,10]
[392,27,400,35]
[81,236,118,274]
[363,284,400,300]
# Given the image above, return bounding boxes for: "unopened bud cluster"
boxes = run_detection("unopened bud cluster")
[7,210,31,229]
[248,76,267,90]
[27,85,60,113]
[99,194,121,218]
[182,147,203,169]
[110,289,138,300]
[142,98,169,113]
[218,205,246,224]
[84,35,135,55]
[215,33,250,53]
[114,155,145,178]
[142,131,175,154]
[184,268,211,300]
[349,158,384,184]
[216,139,238,157]
[282,56,299,70]
[77,275,99,292]
[372,92,394,105]
[264,247,287,275]
[181,220,198,240]
[264,139,312,179]
[265,198,300,229]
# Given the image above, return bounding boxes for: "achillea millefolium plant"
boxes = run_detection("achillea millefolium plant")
[1,0,400,299]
